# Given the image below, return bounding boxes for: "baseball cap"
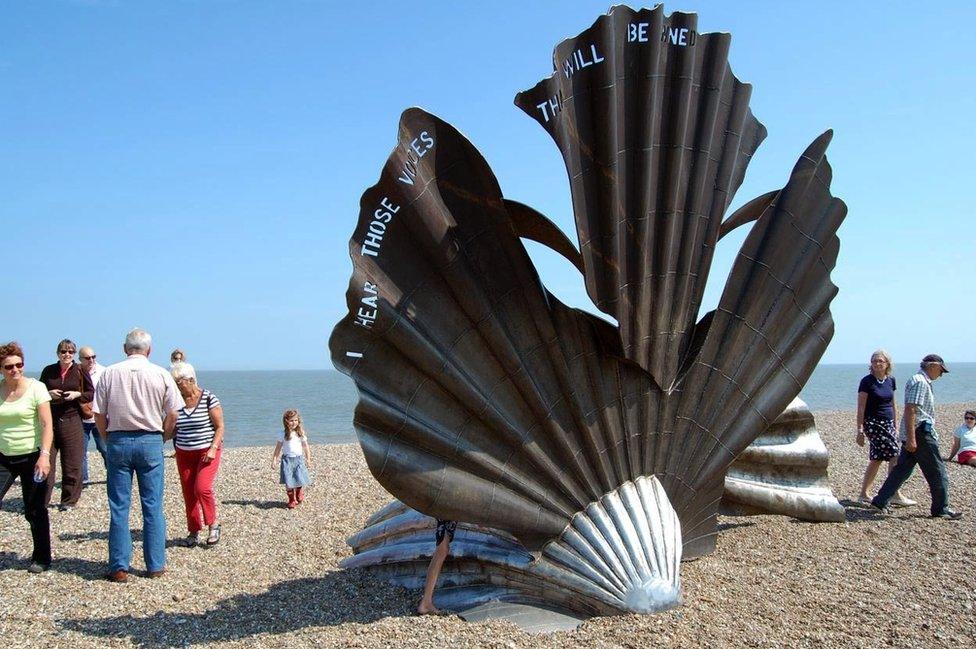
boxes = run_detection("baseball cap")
[921,354,949,373]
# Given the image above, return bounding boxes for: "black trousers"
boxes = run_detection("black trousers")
[0,450,52,565]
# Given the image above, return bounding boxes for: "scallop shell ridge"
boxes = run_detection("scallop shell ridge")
[515,4,767,390]
[539,475,682,613]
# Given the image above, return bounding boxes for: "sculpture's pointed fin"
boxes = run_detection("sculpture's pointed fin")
[718,190,779,240]
[330,108,664,551]
[667,130,846,546]
[515,5,767,392]
[504,199,584,274]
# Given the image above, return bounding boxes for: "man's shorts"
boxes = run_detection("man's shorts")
[958,450,976,465]
[435,519,457,545]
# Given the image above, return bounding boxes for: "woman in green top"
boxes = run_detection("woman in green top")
[0,341,54,573]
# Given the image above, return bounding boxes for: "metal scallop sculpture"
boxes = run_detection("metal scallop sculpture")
[330,4,847,619]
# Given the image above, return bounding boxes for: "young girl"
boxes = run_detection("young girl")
[271,409,312,508]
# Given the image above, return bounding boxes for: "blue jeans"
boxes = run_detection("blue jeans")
[82,421,107,483]
[106,432,166,572]
[873,421,950,516]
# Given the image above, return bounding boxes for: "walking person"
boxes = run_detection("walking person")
[79,346,106,485]
[871,354,962,519]
[271,409,311,509]
[0,342,55,573]
[38,339,93,510]
[170,361,225,547]
[95,328,183,582]
[855,350,915,506]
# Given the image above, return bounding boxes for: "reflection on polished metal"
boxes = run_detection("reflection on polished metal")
[344,477,680,628]
[330,4,847,618]
[723,398,846,522]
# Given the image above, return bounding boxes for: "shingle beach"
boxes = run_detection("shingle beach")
[2,403,974,648]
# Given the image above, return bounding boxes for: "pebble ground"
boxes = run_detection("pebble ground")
[1,402,974,648]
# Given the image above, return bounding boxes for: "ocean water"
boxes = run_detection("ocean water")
[41,364,972,448]
[214,363,973,447]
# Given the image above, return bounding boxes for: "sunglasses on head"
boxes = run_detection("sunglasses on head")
[3,362,25,371]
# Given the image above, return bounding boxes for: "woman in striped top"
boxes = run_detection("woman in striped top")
[171,362,225,546]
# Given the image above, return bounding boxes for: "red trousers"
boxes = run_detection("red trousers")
[174,447,221,533]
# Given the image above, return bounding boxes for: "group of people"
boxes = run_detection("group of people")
[0,328,313,579]
[3,337,970,608]
[854,351,970,519]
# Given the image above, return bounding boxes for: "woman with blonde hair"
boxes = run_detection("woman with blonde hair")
[855,349,914,506]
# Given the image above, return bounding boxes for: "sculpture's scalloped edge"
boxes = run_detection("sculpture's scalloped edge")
[721,397,846,522]
[343,476,682,618]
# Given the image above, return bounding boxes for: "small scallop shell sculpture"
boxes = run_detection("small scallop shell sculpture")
[330,4,847,620]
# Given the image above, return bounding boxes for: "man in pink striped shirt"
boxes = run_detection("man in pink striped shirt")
[95,328,183,583]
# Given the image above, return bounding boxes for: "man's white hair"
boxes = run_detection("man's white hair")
[124,328,152,354]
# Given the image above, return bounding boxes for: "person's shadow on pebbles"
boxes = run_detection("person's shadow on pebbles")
[59,569,413,645]
[222,498,289,510]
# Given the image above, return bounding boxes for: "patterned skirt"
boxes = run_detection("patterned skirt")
[864,416,899,461]
[279,455,311,489]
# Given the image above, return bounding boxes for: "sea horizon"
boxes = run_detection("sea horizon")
[25,363,974,449]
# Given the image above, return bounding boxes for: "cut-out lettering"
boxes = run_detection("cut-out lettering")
[360,197,400,257]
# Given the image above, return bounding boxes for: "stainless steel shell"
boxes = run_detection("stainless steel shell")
[538,476,681,613]
[331,2,848,569]
[515,5,767,390]
[722,398,845,522]
[329,105,845,560]
[329,107,668,551]
[663,129,845,556]
[343,476,681,618]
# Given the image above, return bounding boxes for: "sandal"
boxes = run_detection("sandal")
[206,524,221,546]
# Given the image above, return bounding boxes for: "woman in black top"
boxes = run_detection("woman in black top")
[855,349,914,506]
[38,339,93,510]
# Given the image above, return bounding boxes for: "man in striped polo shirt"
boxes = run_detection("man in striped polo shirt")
[871,354,962,519]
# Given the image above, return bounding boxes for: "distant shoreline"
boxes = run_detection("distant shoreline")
[220,400,976,450]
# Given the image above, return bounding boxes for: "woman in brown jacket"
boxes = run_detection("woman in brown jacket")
[38,338,93,510]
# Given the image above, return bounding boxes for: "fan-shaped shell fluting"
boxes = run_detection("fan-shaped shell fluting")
[723,398,845,522]
[667,130,846,555]
[538,475,681,613]
[343,476,681,619]
[329,107,668,551]
[329,102,846,562]
[515,5,767,390]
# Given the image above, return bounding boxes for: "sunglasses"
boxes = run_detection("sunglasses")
[966,416,976,421]
[81,355,96,360]
[2,362,25,371]
[58,349,76,355]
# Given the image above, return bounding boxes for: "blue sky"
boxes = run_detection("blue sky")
[3,1,973,370]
